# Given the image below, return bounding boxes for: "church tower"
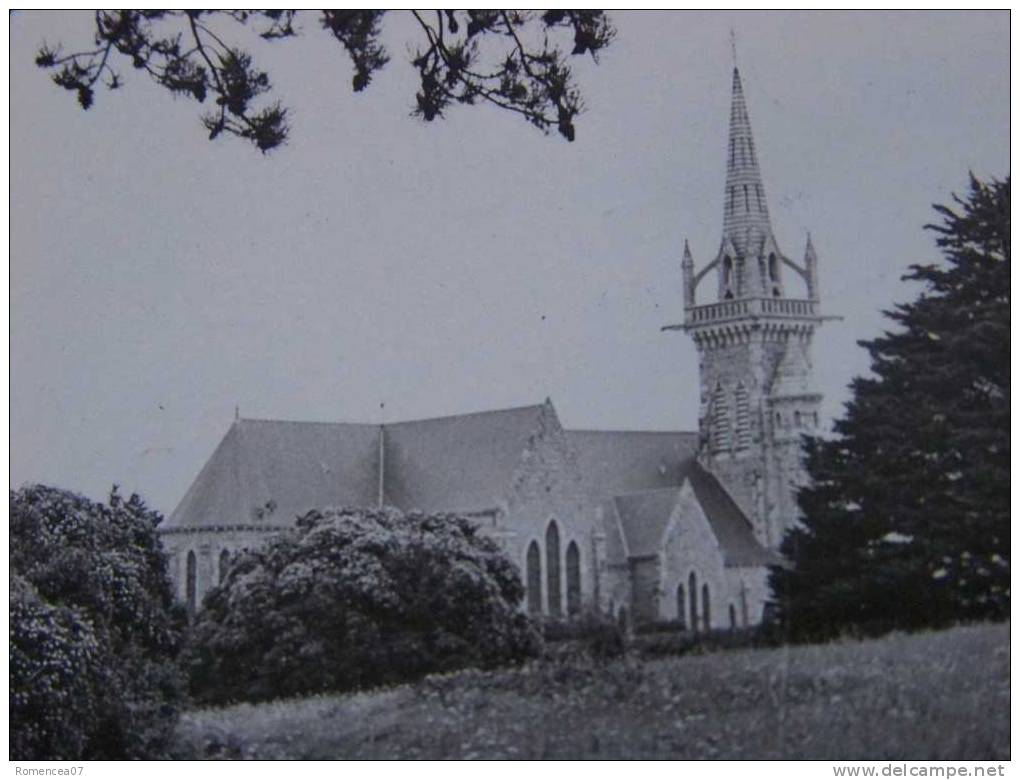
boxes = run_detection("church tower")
[669,65,825,550]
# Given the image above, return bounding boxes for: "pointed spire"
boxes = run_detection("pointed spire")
[682,239,695,307]
[804,232,819,301]
[722,67,774,255]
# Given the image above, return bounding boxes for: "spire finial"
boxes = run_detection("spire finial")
[730,28,738,69]
[234,405,240,421]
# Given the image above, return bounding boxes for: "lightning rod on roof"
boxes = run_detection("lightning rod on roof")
[235,405,239,422]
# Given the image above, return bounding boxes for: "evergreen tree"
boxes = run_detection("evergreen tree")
[771,175,1009,640]
[33,11,615,152]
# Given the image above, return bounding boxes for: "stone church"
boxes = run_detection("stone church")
[160,66,827,631]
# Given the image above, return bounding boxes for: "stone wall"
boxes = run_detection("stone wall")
[657,482,730,629]
[501,401,603,617]
[161,526,280,607]
[723,565,770,627]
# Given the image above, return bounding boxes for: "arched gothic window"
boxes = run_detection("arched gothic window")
[186,550,197,616]
[526,541,542,615]
[219,549,230,584]
[546,521,562,618]
[565,541,581,617]
[712,384,730,452]
[676,583,686,629]
[688,572,698,633]
[795,410,802,427]
[743,184,750,211]
[702,584,711,631]
[729,604,738,629]
[768,253,778,281]
[734,384,750,451]
[722,255,734,298]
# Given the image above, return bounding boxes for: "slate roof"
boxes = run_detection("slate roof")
[383,405,546,513]
[612,488,683,558]
[601,500,630,562]
[686,462,779,567]
[610,462,775,568]
[165,405,547,529]
[564,429,698,498]
[164,419,380,530]
[164,403,775,570]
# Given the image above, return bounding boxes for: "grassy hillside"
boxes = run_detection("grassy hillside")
[172,622,1008,760]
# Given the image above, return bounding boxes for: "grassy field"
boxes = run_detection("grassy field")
[171,622,1009,760]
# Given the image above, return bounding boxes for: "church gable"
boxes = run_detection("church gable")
[658,479,730,628]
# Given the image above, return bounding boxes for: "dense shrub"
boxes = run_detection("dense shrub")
[10,485,185,759]
[632,626,772,658]
[632,619,687,636]
[543,612,626,660]
[10,575,102,759]
[184,506,542,704]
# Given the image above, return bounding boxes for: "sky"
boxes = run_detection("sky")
[10,11,1010,516]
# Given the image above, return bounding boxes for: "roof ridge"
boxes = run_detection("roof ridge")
[613,485,683,500]
[385,402,545,426]
[567,428,697,436]
[237,417,381,427]
[237,403,549,430]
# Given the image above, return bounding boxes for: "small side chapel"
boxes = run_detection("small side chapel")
[160,64,828,630]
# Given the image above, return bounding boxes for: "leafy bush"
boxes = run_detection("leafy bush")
[184,506,542,704]
[10,485,185,759]
[10,575,102,759]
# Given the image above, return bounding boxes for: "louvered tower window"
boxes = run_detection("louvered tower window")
[734,384,751,450]
[712,384,731,452]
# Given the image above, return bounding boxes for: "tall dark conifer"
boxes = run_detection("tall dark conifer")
[771,175,1009,640]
